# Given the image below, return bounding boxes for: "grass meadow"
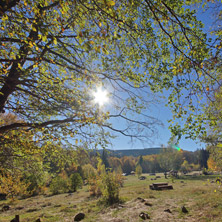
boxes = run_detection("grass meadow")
[0,173,222,222]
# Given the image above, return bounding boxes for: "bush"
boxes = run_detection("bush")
[70,173,83,192]
[101,171,120,205]
[0,170,30,200]
[49,176,69,195]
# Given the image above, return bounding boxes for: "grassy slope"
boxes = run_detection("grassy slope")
[0,173,222,222]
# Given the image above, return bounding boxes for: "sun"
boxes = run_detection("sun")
[93,87,109,106]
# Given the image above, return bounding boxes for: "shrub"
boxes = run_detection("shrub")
[70,173,83,192]
[101,171,120,205]
[0,170,30,200]
[88,176,102,197]
[49,176,69,195]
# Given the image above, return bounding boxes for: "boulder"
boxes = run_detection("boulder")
[74,213,85,221]
[164,209,172,213]
[139,212,150,220]
[181,206,188,213]
[144,202,152,206]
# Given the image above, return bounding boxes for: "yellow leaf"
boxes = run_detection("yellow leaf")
[32,26,37,32]
[107,1,115,6]
[18,63,22,69]
[53,38,57,45]
[99,22,102,27]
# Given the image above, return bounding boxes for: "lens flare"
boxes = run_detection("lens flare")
[93,87,108,106]
[172,144,182,151]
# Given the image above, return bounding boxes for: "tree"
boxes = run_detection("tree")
[0,0,217,151]
[82,163,97,180]
[180,160,191,174]
[70,173,83,192]
[121,156,135,174]
[136,155,143,167]
[207,157,220,171]
[102,149,110,169]
[142,155,161,173]
[108,157,122,172]
[196,149,209,169]
[158,149,173,174]
[135,164,142,178]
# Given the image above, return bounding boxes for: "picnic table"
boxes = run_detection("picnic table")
[149,182,173,190]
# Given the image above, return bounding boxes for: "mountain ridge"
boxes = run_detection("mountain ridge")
[97,147,165,157]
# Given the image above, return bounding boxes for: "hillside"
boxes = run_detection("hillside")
[96,148,164,157]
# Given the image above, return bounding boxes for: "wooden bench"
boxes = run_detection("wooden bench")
[149,182,173,190]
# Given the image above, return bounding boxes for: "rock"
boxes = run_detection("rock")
[164,209,172,213]
[180,181,184,183]
[74,213,85,221]
[35,219,41,222]
[181,206,188,213]
[144,202,152,206]
[2,205,10,211]
[156,176,161,178]
[10,215,19,222]
[139,212,150,220]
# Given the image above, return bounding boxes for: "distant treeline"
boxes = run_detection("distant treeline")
[94,148,164,157]
[99,148,210,174]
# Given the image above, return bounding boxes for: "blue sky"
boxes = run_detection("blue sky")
[105,3,218,152]
[107,98,205,152]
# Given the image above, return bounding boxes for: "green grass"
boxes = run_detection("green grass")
[0,173,222,221]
